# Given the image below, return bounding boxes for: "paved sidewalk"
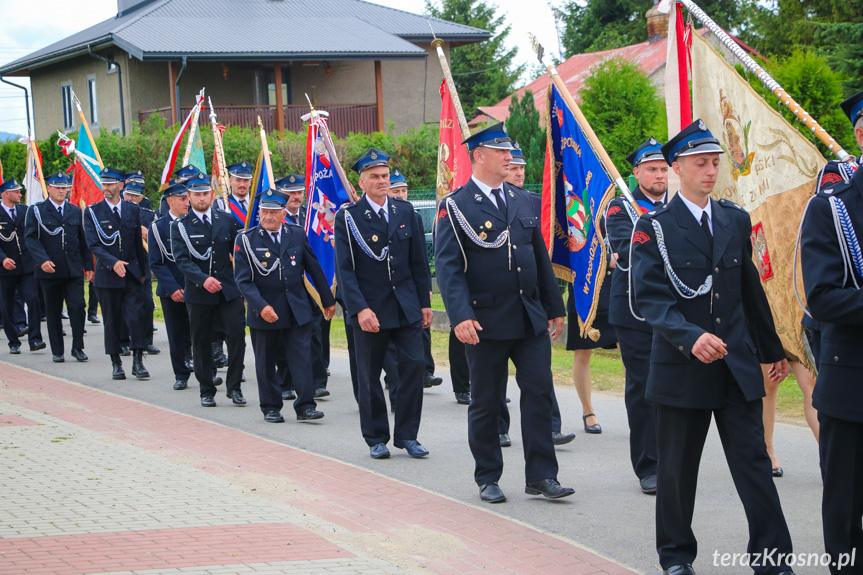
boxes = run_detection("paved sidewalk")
[0,361,636,575]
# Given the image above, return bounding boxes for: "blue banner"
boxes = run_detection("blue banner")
[545,83,615,337]
[245,148,271,230]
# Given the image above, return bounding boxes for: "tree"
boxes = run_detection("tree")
[577,57,666,173]
[425,0,524,114]
[505,92,545,185]
[557,0,746,58]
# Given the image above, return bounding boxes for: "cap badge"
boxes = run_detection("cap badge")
[370,151,378,160]
[649,137,657,145]
[289,175,296,183]
[698,119,707,130]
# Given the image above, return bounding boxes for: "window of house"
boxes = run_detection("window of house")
[87,77,98,125]
[61,83,74,130]
[265,67,292,106]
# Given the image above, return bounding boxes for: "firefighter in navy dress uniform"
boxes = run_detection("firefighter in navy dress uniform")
[149,181,193,390]
[604,137,666,494]
[434,123,574,504]
[630,120,795,575]
[800,90,863,574]
[171,173,246,408]
[0,178,45,354]
[334,148,433,460]
[235,188,336,423]
[24,172,92,363]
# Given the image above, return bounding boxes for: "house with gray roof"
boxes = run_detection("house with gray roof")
[0,0,489,139]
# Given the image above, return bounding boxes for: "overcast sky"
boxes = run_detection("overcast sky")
[0,0,563,137]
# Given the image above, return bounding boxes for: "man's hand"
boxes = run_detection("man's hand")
[2,258,16,271]
[84,270,94,283]
[170,289,184,303]
[112,260,128,278]
[767,358,789,383]
[202,277,222,293]
[41,260,56,274]
[609,253,618,269]
[141,225,149,242]
[454,319,482,345]
[692,332,728,364]
[323,305,336,321]
[421,307,433,328]
[358,308,380,332]
[548,316,565,341]
[261,305,279,323]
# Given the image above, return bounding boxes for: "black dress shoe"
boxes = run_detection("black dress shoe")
[10,345,21,355]
[201,395,216,407]
[505,396,511,403]
[525,478,575,499]
[229,390,247,405]
[455,392,471,405]
[326,368,331,377]
[145,344,160,355]
[211,377,223,388]
[423,373,443,388]
[184,357,194,372]
[583,413,602,434]
[70,349,88,362]
[282,389,297,400]
[112,362,126,380]
[772,466,784,477]
[314,387,330,398]
[131,350,149,379]
[393,439,429,458]
[297,407,324,421]
[552,431,576,446]
[60,312,69,320]
[173,380,188,390]
[119,345,131,357]
[29,341,46,352]
[640,474,657,494]
[663,564,696,575]
[369,443,390,459]
[264,410,285,423]
[479,482,506,503]
[52,355,65,363]
[88,315,100,324]
[17,326,28,337]
[499,433,512,447]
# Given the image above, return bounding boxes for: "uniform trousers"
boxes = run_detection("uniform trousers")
[320,314,331,370]
[465,330,558,485]
[615,325,658,479]
[353,320,424,446]
[341,302,359,401]
[120,280,154,347]
[96,278,146,355]
[188,296,245,398]
[282,303,326,391]
[159,297,191,381]
[655,377,792,573]
[40,277,85,356]
[252,323,314,415]
[382,327,437,405]
[87,281,98,318]
[0,274,42,347]
[449,328,470,394]
[819,412,863,575]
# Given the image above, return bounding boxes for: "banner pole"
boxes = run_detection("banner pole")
[430,30,471,141]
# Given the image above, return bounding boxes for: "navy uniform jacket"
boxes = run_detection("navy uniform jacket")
[631,193,784,409]
[170,208,242,305]
[801,166,863,424]
[606,187,663,332]
[235,223,335,330]
[24,200,92,279]
[84,200,148,289]
[435,179,565,340]
[334,194,431,329]
[148,215,185,298]
[0,205,34,277]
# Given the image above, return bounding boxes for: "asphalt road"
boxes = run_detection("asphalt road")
[1,318,826,574]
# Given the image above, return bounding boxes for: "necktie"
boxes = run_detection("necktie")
[240,199,247,212]
[491,188,507,218]
[10,207,16,220]
[113,206,120,221]
[203,214,211,228]
[57,204,63,218]
[700,212,713,251]
[271,232,280,246]
[378,208,387,223]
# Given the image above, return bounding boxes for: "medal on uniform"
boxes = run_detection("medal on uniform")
[371,234,378,242]
[479,231,488,240]
[262,261,268,267]
[291,255,296,266]
[484,221,492,229]
[264,251,270,257]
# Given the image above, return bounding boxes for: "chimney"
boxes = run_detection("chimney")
[117,0,155,17]
[646,2,669,42]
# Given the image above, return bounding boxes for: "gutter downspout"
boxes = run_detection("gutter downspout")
[175,57,187,124]
[88,44,125,136]
[0,77,32,138]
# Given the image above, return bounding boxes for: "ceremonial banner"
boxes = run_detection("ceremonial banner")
[303,113,354,306]
[60,126,104,209]
[19,137,46,205]
[543,83,615,338]
[187,128,208,175]
[436,79,472,200]
[245,147,272,230]
[160,94,204,186]
[690,31,826,370]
